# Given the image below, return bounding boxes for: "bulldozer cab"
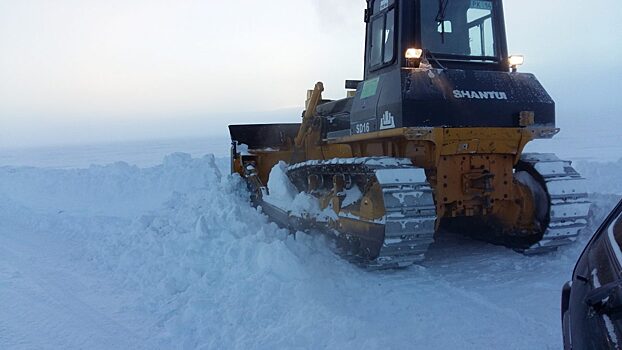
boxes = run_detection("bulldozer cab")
[340,0,554,131]
[364,0,510,78]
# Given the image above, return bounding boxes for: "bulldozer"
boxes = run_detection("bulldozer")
[229,0,591,269]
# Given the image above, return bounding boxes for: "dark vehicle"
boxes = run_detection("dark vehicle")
[563,199,622,349]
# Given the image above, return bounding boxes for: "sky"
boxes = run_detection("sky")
[0,0,621,148]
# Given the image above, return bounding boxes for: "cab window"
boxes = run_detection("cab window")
[467,6,495,56]
[421,0,497,59]
[370,8,396,67]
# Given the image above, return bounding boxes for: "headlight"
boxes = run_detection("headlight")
[405,48,423,59]
[509,55,525,67]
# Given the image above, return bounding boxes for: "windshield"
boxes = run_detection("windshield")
[421,0,497,60]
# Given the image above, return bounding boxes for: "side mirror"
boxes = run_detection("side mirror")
[585,280,622,315]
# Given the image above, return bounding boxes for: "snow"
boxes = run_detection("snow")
[551,202,593,220]
[0,137,621,349]
[237,143,250,156]
[0,136,231,169]
[524,114,622,163]
[576,158,622,195]
[288,157,413,171]
[605,314,620,347]
[375,168,427,184]
[264,162,331,220]
[263,161,298,208]
[290,192,324,218]
[546,178,588,196]
[342,186,363,207]
[534,161,568,177]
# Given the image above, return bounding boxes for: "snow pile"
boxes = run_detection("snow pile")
[93,178,345,348]
[0,153,222,218]
[263,161,298,207]
[29,155,368,349]
[1,152,621,349]
[263,161,325,219]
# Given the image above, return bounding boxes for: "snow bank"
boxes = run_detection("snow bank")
[2,154,352,348]
[78,158,379,349]
[0,137,230,168]
[2,152,621,349]
[93,181,325,348]
[0,153,222,217]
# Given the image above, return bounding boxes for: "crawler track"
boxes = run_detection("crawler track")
[249,154,589,269]
[284,158,437,269]
[518,153,591,254]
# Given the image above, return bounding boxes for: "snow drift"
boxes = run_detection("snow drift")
[0,153,620,349]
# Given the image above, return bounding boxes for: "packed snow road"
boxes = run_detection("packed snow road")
[0,152,620,349]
